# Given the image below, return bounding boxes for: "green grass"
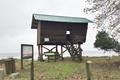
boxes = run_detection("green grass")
[84,56,120,80]
[2,56,120,80]
[18,60,86,80]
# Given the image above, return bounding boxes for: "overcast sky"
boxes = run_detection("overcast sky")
[0,0,97,53]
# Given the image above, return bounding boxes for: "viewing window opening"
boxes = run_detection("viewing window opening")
[66,30,71,35]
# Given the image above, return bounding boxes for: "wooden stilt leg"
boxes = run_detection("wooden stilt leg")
[56,45,58,52]
[38,45,40,61]
[55,45,58,61]
[78,44,82,61]
[61,45,64,60]
[40,45,43,61]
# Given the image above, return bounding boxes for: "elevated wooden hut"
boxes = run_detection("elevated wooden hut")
[31,14,92,61]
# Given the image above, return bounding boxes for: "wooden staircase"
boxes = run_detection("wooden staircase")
[64,41,82,61]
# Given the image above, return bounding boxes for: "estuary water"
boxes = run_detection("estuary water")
[0,51,118,60]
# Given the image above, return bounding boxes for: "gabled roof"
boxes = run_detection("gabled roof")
[33,14,93,23]
[31,14,93,29]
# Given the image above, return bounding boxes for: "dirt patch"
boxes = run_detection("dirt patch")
[68,73,86,80]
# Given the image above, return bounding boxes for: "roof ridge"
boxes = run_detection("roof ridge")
[33,13,93,23]
[33,13,87,19]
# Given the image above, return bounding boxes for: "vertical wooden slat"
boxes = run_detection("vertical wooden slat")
[37,21,41,44]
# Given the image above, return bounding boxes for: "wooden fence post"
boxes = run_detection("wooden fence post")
[86,61,92,80]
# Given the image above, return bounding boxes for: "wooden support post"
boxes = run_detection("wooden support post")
[78,44,80,60]
[21,57,23,69]
[21,45,23,69]
[38,45,40,61]
[31,46,34,80]
[31,62,34,80]
[55,45,58,61]
[78,44,82,61]
[38,45,43,61]
[86,61,92,80]
[40,45,43,61]
[56,45,58,52]
[71,44,75,60]
[61,45,64,60]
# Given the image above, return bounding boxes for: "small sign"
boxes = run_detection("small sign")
[23,46,32,58]
[21,44,34,80]
[21,44,33,58]
[44,37,49,42]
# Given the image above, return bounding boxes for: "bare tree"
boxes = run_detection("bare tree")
[84,0,120,40]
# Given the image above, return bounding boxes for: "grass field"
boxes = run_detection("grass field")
[1,56,120,80]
